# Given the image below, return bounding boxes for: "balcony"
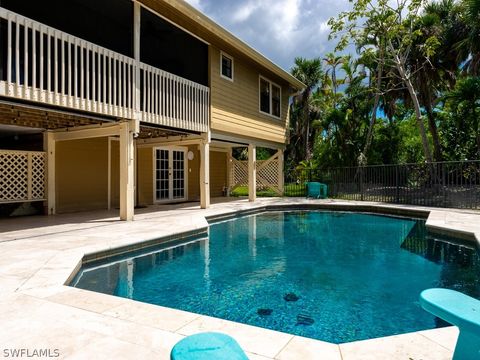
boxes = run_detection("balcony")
[0,8,210,133]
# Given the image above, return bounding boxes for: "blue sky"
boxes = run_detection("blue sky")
[184,0,352,72]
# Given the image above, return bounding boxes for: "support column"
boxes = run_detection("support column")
[133,1,141,120]
[226,147,233,196]
[277,149,284,194]
[46,131,56,215]
[248,144,256,202]
[120,121,135,221]
[200,138,210,209]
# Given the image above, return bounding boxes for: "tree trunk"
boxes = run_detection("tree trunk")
[425,103,443,162]
[395,59,433,163]
[361,53,384,164]
[305,114,311,160]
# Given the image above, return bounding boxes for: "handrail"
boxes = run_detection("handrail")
[0,7,209,133]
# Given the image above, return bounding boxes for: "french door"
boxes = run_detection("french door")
[154,147,187,203]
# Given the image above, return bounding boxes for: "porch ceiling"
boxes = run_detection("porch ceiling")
[137,124,192,139]
[0,101,192,139]
[0,101,106,130]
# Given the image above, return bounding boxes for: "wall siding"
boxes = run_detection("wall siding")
[110,140,120,209]
[210,46,289,145]
[210,151,227,197]
[137,147,153,206]
[56,137,108,213]
[187,145,200,201]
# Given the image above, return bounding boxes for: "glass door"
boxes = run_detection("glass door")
[155,147,187,202]
[172,150,186,200]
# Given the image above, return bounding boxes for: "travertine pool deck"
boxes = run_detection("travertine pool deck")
[0,198,478,359]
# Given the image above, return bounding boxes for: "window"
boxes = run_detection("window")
[272,84,281,117]
[220,52,234,81]
[260,78,270,113]
[259,76,281,118]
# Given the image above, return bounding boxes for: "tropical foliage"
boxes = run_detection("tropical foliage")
[286,0,480,169]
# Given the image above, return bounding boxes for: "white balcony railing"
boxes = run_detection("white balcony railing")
[0,8,209,133]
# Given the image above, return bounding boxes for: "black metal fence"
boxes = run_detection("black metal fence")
[284,160,480,209]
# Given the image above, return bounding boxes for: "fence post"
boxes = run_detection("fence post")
[395,165,400,203]
[359,167,364,201]
[442,163,446,208]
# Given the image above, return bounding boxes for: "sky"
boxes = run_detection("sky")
[184,0,353,72]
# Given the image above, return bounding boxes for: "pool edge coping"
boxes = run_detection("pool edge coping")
[12,200,477,358]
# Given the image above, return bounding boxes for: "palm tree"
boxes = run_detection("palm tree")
[290,57,323,162]
[460,0,480,74]
[323,53,345,107]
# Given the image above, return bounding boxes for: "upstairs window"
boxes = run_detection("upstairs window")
[259,76,281,118]
[220,52,234,81]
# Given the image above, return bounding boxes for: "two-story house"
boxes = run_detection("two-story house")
[0,0,304,220]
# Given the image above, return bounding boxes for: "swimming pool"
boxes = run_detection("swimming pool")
[72,211,480,343]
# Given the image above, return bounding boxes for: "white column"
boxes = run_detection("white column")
[226,147,233,196]
[133,1,141,120]
[119,121,135,221]
[200,139,210,209]
[248,144,256,202]
[46,131,56,215]
[277,149,284,194]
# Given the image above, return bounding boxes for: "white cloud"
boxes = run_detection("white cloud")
[185,0,353,70]
[185,0,203,11]
[231,2,258,23]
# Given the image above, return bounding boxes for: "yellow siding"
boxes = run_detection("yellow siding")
[210,151,227,197]
[137,147,153,206]
[210,46,289,145]
[56,137,108,213]
[187,145,200,201]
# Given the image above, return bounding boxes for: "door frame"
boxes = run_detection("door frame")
[152,146,189,204]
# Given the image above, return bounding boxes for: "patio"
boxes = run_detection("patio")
[1,198,479,359]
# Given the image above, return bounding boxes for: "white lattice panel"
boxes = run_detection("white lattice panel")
[230,152,282,195]
[31,152,46,200]
[257,159,280,188]
[231,158,249,189]
[0,150,46,203]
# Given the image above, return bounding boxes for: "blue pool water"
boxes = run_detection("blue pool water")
[73,211,480,343]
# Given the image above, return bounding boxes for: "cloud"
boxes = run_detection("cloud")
[184,0,352,70]
[185,0,203,11]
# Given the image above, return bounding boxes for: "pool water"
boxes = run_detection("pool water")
[73,211,480,343]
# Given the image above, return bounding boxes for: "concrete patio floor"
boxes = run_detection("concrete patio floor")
[0,198,479,359]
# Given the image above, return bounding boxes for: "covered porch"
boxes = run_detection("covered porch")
[0,105,285,221]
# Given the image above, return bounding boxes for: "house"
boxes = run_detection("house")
[0,0,304,220]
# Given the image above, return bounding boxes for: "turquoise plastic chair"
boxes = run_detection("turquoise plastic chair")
[307,182,328,199]
[420,288,480,360]
[170,332,248,360]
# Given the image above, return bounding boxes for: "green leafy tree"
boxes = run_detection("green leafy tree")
[289,57,323,163]
[329,0,437,163]
[440,77,480,159]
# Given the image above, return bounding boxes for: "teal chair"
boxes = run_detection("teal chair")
[420,288,480,360]
[307,182,328,199]
[171,332,248,360]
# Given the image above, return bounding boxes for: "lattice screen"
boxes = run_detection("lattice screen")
[230,152,282,195]
[0,150,46,203]
[230,158,248,189]
[31,152,46,200]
